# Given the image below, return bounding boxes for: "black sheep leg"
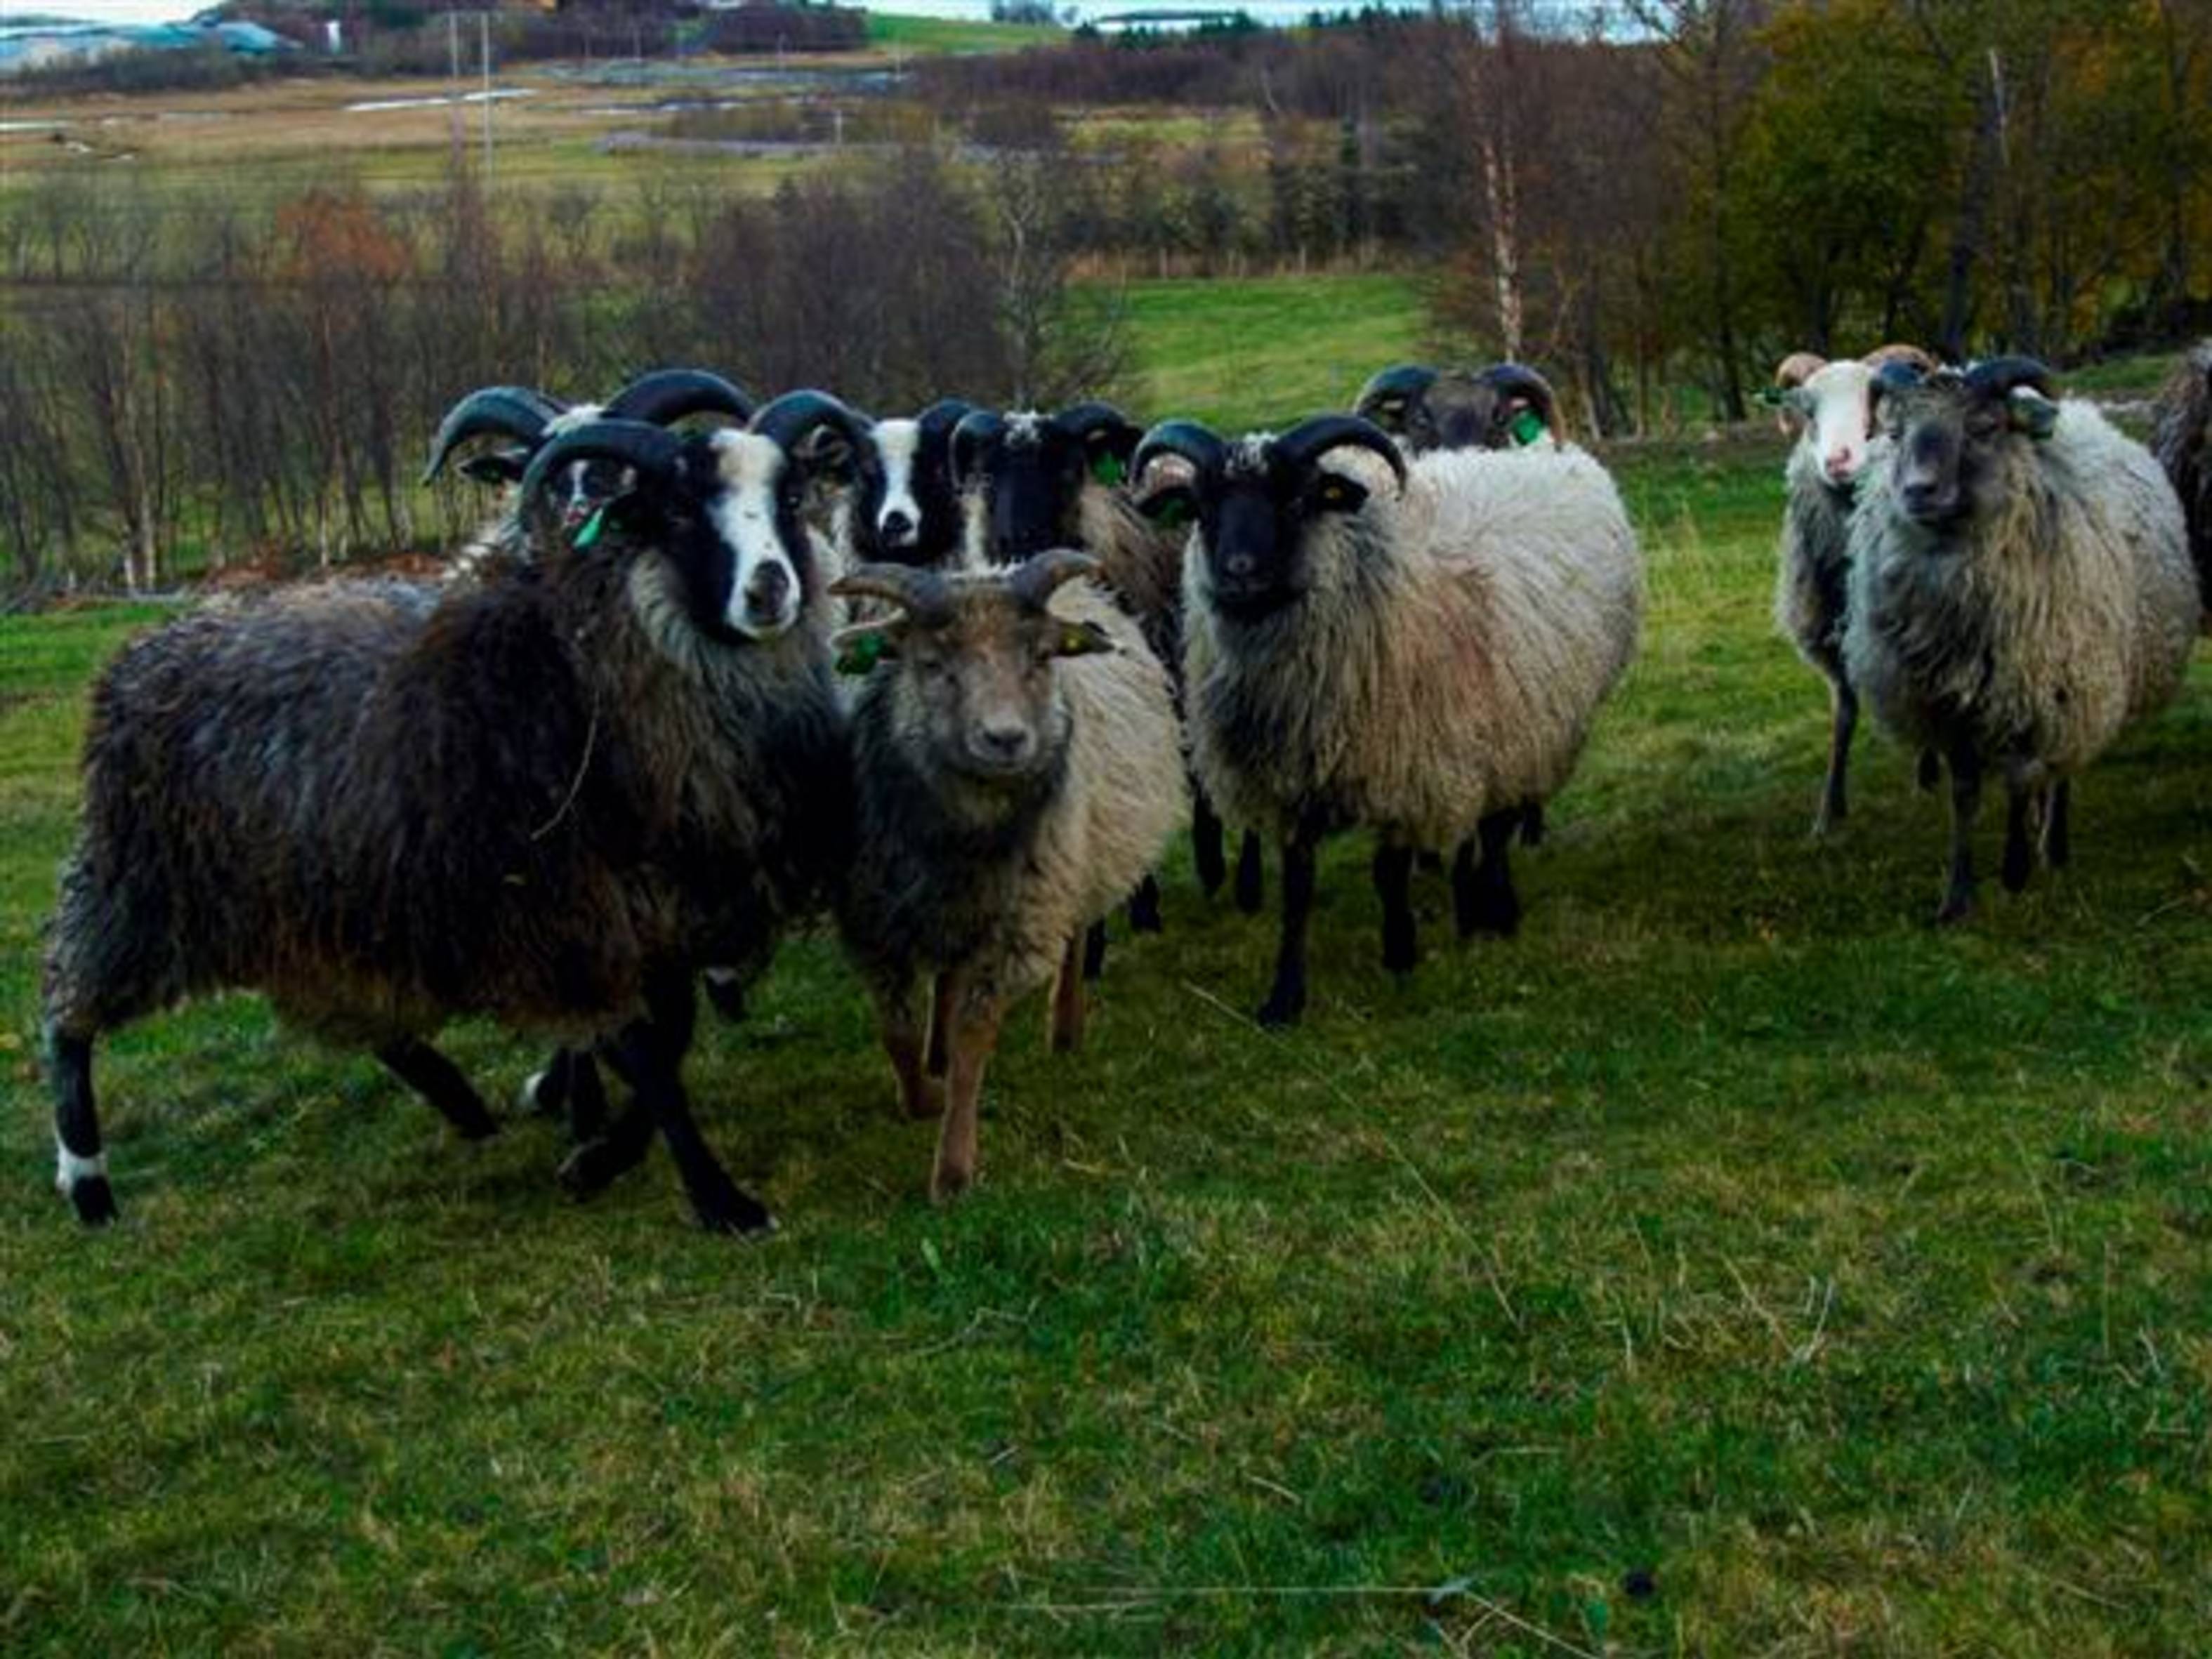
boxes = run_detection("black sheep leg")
[2044,779,2072,869]
[1373,842,1416,975]
[1937,741,1983,925]
[1454,809,1524,939]
[1127,873,1164,934]
[1192,793,1227,897]
[1257,824,1319,1028]
[376,1037,500,1139]
[1082,920,1109,983]
[1234,829,1265,914]
[2001,775,2039,894]
[48,1028,117,1226]
[600,969,770,1236]
[1815,680,1857,835]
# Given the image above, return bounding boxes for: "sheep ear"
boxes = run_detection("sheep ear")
[832,620,904,676]
[1138,482,1199,527]
[1311,472,1369,515]
[1051,619,1117,659]
[2008,388,2059,439]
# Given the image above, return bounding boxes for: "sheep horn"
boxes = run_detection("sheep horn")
[916,397,975,447]
[1051,400,1139,451]
[1131,419,1228,488]
[1353,363,1437,432]
[1772,352,1827,390]
[1272,414,1409,488]
[518,418,682,508]
[1862,343,1936,376]
[1477,362,1559,435]
[749,389,871,458]
[952,409,1007,489]
[602,367,756,429]
[423,385,566,484]
[829,561,956,628]
[1965,356,2058,402]
[1007,549,1101,612]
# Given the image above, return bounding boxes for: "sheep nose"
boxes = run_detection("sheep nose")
[1226,553,1255,578]
[1824,449,1857,482]
[745,560,792,618]
[971,720,1035,767]
[878,509,917,549]
[1901,482,1954,521]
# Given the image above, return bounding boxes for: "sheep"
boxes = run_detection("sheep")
[827,552,1185,1201]
[1765,345,1939,835]
[1133,413,1642,1027]
[2150,339,2212,617]
[42,387,868,1233]
[1354,361,1563,454]
[831,397,975,571]
[1842,357,2199,923]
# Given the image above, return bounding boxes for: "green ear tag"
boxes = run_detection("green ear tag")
[836,633,886,678]
[1149,495,1193,528]
[1510,409,1546,447]
[574,504,608,550]
[1091,453,1126,487]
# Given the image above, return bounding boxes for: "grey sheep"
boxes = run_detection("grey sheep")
[2150,340,2212,616]
[44,389,864,1233]
[1843,357,2199,921]
[1135,413,1643,1026]
[829,552,1185,1201]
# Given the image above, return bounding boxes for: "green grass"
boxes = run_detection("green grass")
[6,385,2212,1654]
[1114,272,1428,429]
[864,11,1066,53]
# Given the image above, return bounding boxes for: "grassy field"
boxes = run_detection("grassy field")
[5,354,2212,1653]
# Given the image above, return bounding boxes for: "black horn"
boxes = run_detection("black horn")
[749,389,872,459]
[1051,400,1141,451]
[602,367,756,429]
[1272,414,1409,488]
[952,409,1008,490]
[518,419,683,508]
[1353,363,1437,433]
[1477,362,1560,437]
[917,397,975,447]
[1966,356,2058,402]
[423,385,565,484]
[1131,419,1229,489]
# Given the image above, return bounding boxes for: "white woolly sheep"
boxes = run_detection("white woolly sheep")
[1843,357,2199,922]
[1133,413,1643,1026]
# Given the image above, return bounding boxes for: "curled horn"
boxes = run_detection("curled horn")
[749,389,872,458]
[1477,362,1559,435]
[1008,549,1101,612]
[1130,419,1229,489]
[423,385,565,484]
[1773,352,1827,391]
[1272,414,1409,488]
[1051,400,1139,449]
[602,367,756,429]
[1862,342,1936,376]
[518,418,682,508]
[1966,356,2058,402]
[917,397,975,447]
[829,560,955,628]
[952,409,1007,489]
[1354,363,1437,432]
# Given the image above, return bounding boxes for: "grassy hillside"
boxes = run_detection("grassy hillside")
[3,373,2211,1653]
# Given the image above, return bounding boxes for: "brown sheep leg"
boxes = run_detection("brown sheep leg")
[933,979,1007,1204]
[1049,932,1087,1053]
[872,973,944,1123]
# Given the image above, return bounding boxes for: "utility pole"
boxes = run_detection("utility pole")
[480,10,494,190]
[447,9,463,174]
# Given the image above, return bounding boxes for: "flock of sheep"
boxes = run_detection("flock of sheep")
[36,341,2212,1231]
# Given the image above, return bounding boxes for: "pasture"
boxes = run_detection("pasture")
[4,384,2209,1654]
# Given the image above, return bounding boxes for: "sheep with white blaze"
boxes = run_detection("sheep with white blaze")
[831,397,975,570]
[1766,345,1939,834]
[1135,414,1642,1027]
[829,553,1185,1201]
[1843,357,2199,922]
[42,387,864,1233]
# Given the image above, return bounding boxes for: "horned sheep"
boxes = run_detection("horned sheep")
[829,553,1185,1201]
[1134,413,1643,1027]
[2150,339,2212,616]
[42,387,866,1233]
[1843,357,2199,922]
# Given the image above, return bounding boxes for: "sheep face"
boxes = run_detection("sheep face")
[1876,361,2060,531]
[1358,363,1559,454]
[954,404,1143,564]
[1786,362,1881,490]
[834,555,1114,784]
[848,400,968,564]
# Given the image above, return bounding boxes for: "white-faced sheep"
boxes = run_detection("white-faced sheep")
[828,553,1185,1201]
[43,388,867,1233]
[2151,340,2212,616]
[1134,414,1643,1027]
[1766,344,1939,834]
[1843,357,2199,922]
[1355,361,1562,454]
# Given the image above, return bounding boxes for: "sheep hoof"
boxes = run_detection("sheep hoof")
[558,1137,641,1198]
[518,1067,562,1117]
[930,1163,975,1204]
[1933,893,1974,927]
[1255,987,1305,1029]
[693,1188,777,1238]
[69,1175,119,1227]
[903,1079,947,1122]
[1916,750,1942,791]
[702,972,748,1024]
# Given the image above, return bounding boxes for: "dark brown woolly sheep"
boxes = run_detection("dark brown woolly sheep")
[44,389,864,1234]
[2151,340,2212,618]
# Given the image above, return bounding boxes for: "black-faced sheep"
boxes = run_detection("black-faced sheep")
[1354,361,1562,454]
[1843,357,2199,922]
[1134,414,1642,1027]
[2151,340,2212,616]
[43,388,864,1233]
[828,553,1185,1201]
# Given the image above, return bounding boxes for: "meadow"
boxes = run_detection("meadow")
[4,300,2210,1654]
